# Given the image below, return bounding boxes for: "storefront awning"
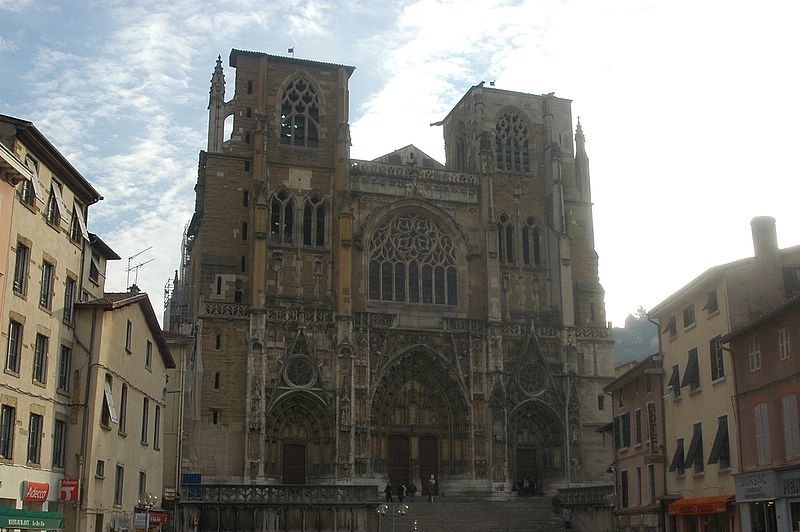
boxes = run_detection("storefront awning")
[669,495,733,515]
[0,507,64,529]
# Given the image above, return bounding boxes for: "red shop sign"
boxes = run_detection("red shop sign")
[149,511,169,525]
[59,478,79,502]
[22,481,50,502]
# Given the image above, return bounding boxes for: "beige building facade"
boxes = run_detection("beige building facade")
[650,217,800,532]
[168,50,615,529]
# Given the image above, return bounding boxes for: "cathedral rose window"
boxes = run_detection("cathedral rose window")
[368,213,458,305]
[280,77,320,147]
[495,112,530,172]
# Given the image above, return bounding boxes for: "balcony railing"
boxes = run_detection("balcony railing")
[558,484,615,508]
[181,484,379,506]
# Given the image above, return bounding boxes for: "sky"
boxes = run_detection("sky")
[1,0,799,327]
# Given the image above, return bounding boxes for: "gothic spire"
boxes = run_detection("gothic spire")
[209,55,225,108]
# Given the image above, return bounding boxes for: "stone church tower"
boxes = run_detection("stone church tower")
[170,50,614,503]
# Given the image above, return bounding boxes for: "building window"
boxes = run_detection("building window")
[114,465,124,505]
[212,410,220,425]
[522,217,541,266]
[302,194,326,246]
[52,419,66,468]
[33,334,48,384]
[63,277,76,324]
[668,438,685,476]
[495,112,530,172]
[636,466,642,506]
[6,320,23,373]
[96,459,105,478]
[46,187,61,226]
[241,256,246,273]
[681,348,700,391]
[667,364,681,398]
[13,242,30,296]
[497,213,514,264]
[244,160,251,171]
[119,384,128,434]
[246,80,253,94]
[102,374,118,426]
[280,77,320,147]
[270,190,294,244]
[0,405,16,459]
[125,320,132,352]
[708,415,731,469]
[648,464,656,504]
[246,107,252,118]
[597,395,604,411]
[154,405,161,450]
[784,394,800,460]
[704,289,719,315]
[39,260,54,309]
[749,335,762,370]
[779,327,791,360]
[615,412,631,450]
[27,413,43,464]
[145,341,152,370]
[241,222,248,240]
[215,276,222,296]
[710,336,725,381]
[635,409,642,446]
[244,132,250,144]
[242,190,249,207]
[138,471,146,497]
[368,212,458,305]
[645,375,652,393]
[621,470,629,508]
[755,402,771,465]
[215,334,221,350]
[89,252,101,284]
[141,397,149,444]
[664,316,677,338]
[70,204,87,244]
[57,345,71,393]
[682,305,695,328]
[685,422,704,474]
[20,157,38,206]
[214,372,220,389]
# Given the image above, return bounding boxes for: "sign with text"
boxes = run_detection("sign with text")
[59,478,79,502]
[22,481,49,502]
[735,470,777,502]
[779,469,800,497]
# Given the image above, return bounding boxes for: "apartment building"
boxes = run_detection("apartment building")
[605,354,668,532]
[726,296,800,532]
[649,217,800,532]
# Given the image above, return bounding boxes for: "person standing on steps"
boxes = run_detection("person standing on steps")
[385,482,393,502]
[398,483,406,503]
[409,481,417,502]
[562,506,572,529]
[427,474,436,502]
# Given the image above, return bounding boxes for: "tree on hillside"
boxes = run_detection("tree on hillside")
[613,307,658,366]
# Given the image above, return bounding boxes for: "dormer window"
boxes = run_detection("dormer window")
[280,78,320,148]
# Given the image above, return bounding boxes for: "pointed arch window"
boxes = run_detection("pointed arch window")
[495,112,530,172]
[280,77,320,148]
[368,213,458,305]
[302,194,326,246]
[497,213,514,264]
[270,190,294,244]
[522,216,542,266]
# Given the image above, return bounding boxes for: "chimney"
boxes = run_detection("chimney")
[129,284,141,294]
[751,216,778,257]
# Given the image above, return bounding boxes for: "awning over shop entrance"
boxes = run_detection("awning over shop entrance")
[0,507,64,529]
[669,495,733,515]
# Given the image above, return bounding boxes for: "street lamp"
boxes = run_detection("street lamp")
[137,492,159,531]
[377,503,408,532]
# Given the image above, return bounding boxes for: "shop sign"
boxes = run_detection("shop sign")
[22,481,50,502]
[149,512,168,525]
[779,469,800,497]
[0,508,63,530]
[163,487,176,500]
[112,517,130,528]
[735,470,777,502]
[59,478,79,502]
[134,512,148,530]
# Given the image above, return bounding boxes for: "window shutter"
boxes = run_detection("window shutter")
[783,395,800,460]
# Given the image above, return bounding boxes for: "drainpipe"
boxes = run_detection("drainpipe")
[648,316,669,532]
[77,308,99,532]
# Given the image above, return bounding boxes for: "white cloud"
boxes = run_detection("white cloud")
[0,0,34,12]
[0,36,16,52]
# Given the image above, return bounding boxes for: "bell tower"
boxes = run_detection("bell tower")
[207,55,227,152]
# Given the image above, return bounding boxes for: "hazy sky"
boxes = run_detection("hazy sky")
[2,0,798,326]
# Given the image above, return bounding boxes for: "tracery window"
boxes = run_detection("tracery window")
[368,213,458,305]
[495,112,530,172]
[280,77,320,148]
[302,194,326,246]
[497,213,514,264]
[522,216,542,266]
[270,190,294,244]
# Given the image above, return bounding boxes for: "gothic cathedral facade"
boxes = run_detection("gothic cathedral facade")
[170,50,614,498]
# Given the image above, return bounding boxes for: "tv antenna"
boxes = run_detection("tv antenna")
[126,247,155,288]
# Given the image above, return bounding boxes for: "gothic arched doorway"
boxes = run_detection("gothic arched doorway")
[265,391,334,482]
[508,400,564,486]
[371,346,470,487]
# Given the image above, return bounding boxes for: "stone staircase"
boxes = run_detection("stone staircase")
[376,497,564,532]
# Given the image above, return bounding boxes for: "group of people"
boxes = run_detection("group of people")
[512,477,541,497]
[384,474,437,503]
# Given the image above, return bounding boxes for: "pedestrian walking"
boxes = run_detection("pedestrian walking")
[385,482,393,502]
